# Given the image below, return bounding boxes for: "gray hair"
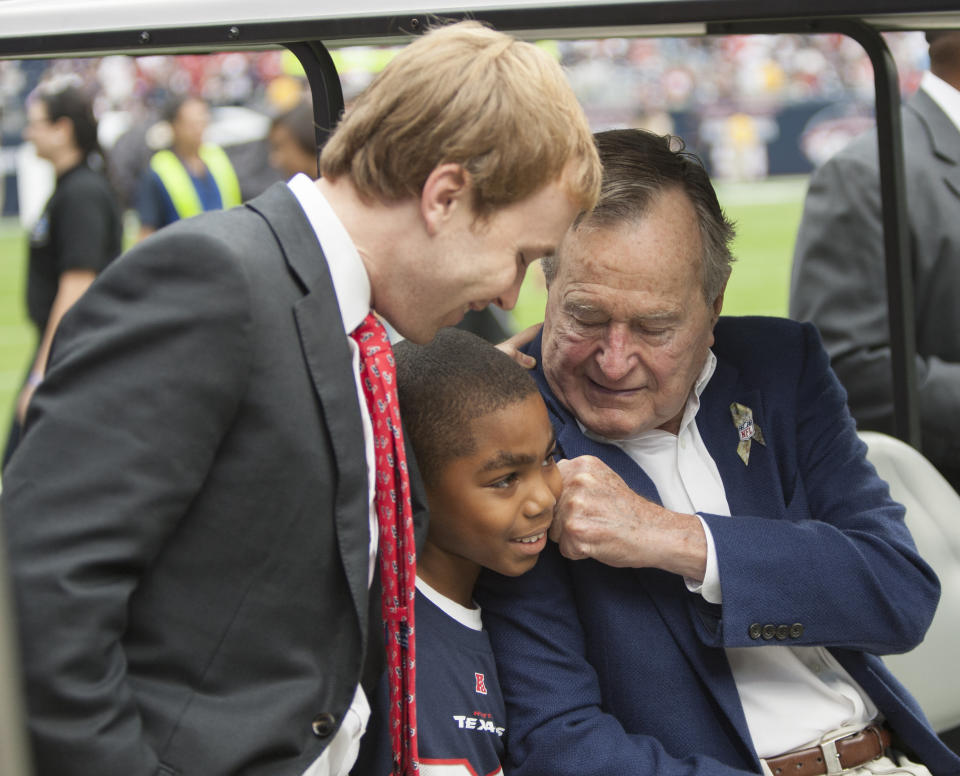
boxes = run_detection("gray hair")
[542,129,735,304]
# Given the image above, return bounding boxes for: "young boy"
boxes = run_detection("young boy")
[352,327,562,776]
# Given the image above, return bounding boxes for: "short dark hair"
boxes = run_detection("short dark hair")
[395,328,539,486]
[271,101,318,158]
[35,84,101,159]
[543,129,735,304]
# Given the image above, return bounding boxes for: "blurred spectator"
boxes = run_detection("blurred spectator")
[134,94,241,239]
[700,111,778,180]
[267,101,318,179]
[790,30,960,492]
[3,82,122,468]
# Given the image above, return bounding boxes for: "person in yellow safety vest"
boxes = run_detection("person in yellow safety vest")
[135,95,242,241]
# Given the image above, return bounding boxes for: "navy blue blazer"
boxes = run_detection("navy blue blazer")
[478,316,960,776]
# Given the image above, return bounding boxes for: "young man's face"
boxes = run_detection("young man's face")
[423,393,561,583]
[386,176,580,344]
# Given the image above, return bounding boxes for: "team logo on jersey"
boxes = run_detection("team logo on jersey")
[475,673,487,695]
[452,711,505,737]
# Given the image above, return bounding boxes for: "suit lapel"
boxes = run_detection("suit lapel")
[908,90,960,199]
[698,358,768,517]
[526,331,756,760]
[246,183,371,640]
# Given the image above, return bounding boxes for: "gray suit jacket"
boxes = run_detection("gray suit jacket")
[790,86,960,488]
[1,183,428,776]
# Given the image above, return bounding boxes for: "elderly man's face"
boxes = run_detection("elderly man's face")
[541,187,723,439]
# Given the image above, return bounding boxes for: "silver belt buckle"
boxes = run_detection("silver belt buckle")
[820,737,844,775]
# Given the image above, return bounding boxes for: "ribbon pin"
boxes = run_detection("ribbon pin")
[729,402,765,466]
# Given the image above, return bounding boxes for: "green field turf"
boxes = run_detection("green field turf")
[0,175,808,456]
[0,218,32,454]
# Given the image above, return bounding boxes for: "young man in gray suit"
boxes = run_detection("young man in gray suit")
[0,21,601,776]
[790,31,960,492]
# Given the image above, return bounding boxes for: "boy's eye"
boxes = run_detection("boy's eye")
[489,472,519,489]
[543,450,558,468]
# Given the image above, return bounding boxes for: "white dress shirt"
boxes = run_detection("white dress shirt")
[287,174,379,776]
[920,70,960,132]
[584,350,878,758]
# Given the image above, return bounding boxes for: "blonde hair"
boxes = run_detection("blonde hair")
[320,21,600,215]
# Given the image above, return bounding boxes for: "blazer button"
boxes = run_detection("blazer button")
[761,624,776,640]
[775,624,789,640]
[748,623,763,640]
[312,712,338,738]
[790,623,804,639]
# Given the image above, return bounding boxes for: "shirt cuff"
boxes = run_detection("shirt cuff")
[684,515,722,604]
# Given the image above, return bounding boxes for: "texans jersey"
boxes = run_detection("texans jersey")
[353,582,506,776]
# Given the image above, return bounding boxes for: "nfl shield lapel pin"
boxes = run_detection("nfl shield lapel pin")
[730,402,765,465]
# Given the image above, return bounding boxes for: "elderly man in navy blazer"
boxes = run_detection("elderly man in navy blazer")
[478,129,960,776]
[1,22,601,776]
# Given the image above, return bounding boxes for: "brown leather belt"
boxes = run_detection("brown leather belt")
[764,724,892,776]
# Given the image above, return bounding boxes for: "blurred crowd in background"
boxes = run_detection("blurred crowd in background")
[0,30,929,225]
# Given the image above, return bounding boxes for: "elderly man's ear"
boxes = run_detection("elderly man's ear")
[711,283,727,324]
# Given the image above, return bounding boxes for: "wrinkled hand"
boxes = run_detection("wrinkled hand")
[551,455,707,580]
[496,322,542,369]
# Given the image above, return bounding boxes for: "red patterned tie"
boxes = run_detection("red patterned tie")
[350,312,418,776]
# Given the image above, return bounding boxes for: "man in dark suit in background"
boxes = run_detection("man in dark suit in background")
[479,129,959,776]
[1,21,600,776]
[790,30,960,492]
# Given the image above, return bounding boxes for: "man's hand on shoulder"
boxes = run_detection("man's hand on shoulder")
[551,455,707,581]
[495,322,541,369]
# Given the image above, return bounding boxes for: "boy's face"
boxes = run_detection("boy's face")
[425,393,562,579]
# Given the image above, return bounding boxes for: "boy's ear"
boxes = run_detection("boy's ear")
[420,163,472,236]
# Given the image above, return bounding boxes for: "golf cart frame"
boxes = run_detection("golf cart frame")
[1,2,958,774]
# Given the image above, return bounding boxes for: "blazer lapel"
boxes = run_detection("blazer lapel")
[698,359,768,516]
[246,183,371,640]
[909,89,960,199]
[526,331,756,761]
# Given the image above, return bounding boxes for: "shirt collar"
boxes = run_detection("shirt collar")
[920,70,960,134]
[415,576,483,631]
[286,173,371,334]
[579,349,717,444]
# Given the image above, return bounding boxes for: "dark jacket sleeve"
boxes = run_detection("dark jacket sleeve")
[790,119,960,474]
[2,228,252,776]
[701,322,939,655]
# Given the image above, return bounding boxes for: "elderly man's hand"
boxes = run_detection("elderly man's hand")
[550,455,707,581]
[495,323,542,369]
